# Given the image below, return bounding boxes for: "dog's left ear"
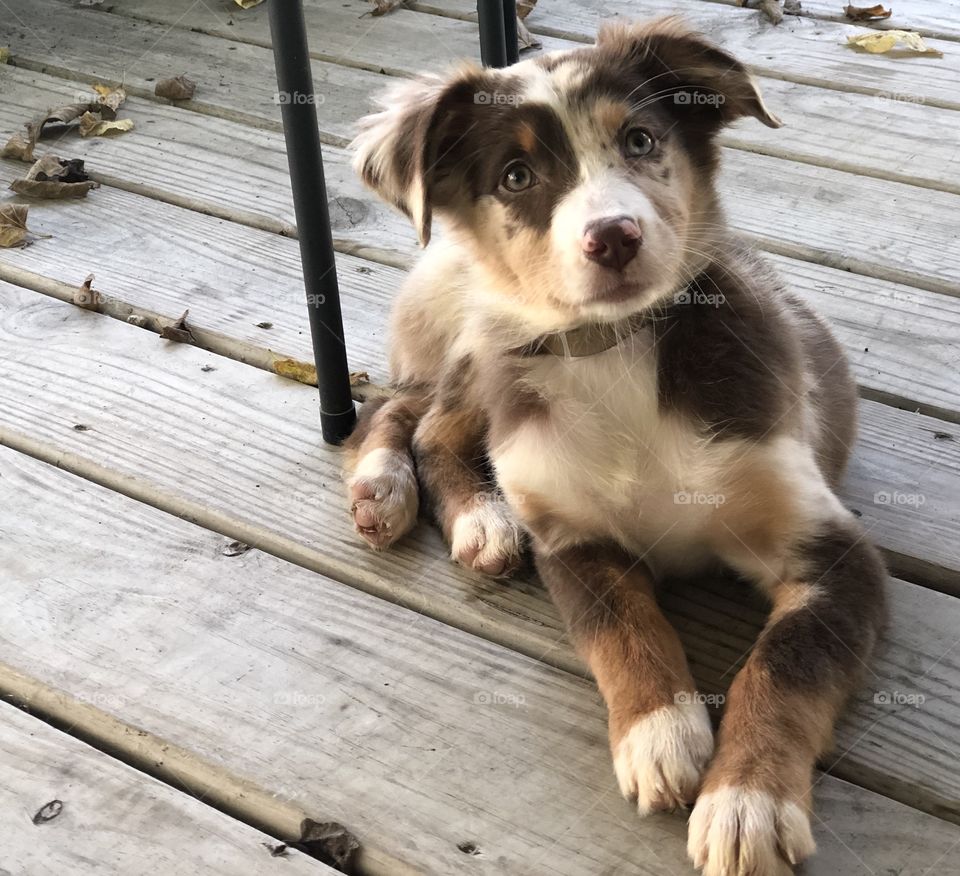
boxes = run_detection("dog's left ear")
[597,17,782,130]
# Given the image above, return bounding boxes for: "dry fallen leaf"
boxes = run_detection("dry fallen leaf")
[517,18,541,50]
[846,29,942,54]
[154,75,196,100]
[517,0,537,18]
[74,273,102,310]
[78,111,134,137]
[10,155,99,199]
[274,357,317,385]
[0,204,32,248]
[93,83,127,113]
[233,0,264,7]
[844,3,892,20]
[1,131,36,162]
[0,47,10,64]
[160,309,196,344]
[368,0,407,14]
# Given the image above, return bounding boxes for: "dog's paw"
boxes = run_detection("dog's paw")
[687,787,815,875]
[450,497,523,577]
[348,448,418,550]
[613,701,714,815]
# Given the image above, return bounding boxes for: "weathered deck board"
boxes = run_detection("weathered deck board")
[0,161,400,386]
[0,0,393,147]
[60,0,960,110]
[0,702,327,875]
[2,138,960,421]
[763,0,960,41]
[3,446,960,874]
[2,182,959,586]
[5,14,959,297]
[415,0,960,109]
[1,285,959,823]
[5,10,959,198]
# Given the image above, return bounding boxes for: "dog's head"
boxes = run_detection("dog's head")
[353,17,779,328]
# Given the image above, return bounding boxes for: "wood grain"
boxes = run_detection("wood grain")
[2,445,959,873]
[415,0,960,108]
[1,126,958,422]
[0,285,959,824]
[5,9,960,197]
[0,701,327,875]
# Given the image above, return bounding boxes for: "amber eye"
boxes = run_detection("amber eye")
[624,127,655,158]
[501,161,537,193]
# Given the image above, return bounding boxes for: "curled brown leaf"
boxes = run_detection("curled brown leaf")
[155,75,197,100]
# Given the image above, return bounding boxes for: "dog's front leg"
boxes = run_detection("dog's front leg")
[689,515,887,875]
[413,385,524,577]
[344,391,430,549]
[536,542,714,813]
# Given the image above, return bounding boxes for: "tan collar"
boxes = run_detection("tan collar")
[516,312,651,359]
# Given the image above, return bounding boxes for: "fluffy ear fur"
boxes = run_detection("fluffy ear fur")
[596,17,782,130]
[351,66,484,247]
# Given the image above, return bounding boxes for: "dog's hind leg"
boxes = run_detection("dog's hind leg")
[343,389,429,550]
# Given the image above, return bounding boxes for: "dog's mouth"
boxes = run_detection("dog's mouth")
[587,278,644,304]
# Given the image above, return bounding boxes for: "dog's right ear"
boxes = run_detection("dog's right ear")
[352,68,480,247]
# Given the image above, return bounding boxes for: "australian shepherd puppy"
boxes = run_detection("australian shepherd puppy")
[344,17,886,875]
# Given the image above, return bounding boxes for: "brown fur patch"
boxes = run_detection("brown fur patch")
[535,543,697,747]
[413,401,492,540]
[701,664,840,805]
[343,392,428,473]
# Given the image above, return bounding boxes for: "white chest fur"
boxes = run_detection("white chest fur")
[491,331,763,575]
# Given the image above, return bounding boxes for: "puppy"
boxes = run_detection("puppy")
[345,17,886,875]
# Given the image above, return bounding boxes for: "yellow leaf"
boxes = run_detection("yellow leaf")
[79,114,134,137]
[233,0,264,7]
[93,83,127,113]
[0,47,10,64]
[846,29,943,55]
[273,357,317,385]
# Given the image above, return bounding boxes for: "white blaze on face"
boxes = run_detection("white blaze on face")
[552,168,659,276]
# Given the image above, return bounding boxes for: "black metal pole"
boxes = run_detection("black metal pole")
[267,0,356,445]
[478,0,509,68]
[502,0,519,65]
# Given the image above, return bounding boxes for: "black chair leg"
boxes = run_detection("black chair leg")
[267,0,356,445]
[478,0,517,68]
[502,0,520,65]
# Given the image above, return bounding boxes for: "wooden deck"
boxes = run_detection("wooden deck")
[0,0,958,872]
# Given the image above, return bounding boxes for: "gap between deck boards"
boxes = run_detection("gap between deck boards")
[0,663,414,876]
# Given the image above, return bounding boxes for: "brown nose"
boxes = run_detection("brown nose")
[581,217,642,271]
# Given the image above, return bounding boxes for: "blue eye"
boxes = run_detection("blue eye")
[501,161,537,192]
[624,127,655,158]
